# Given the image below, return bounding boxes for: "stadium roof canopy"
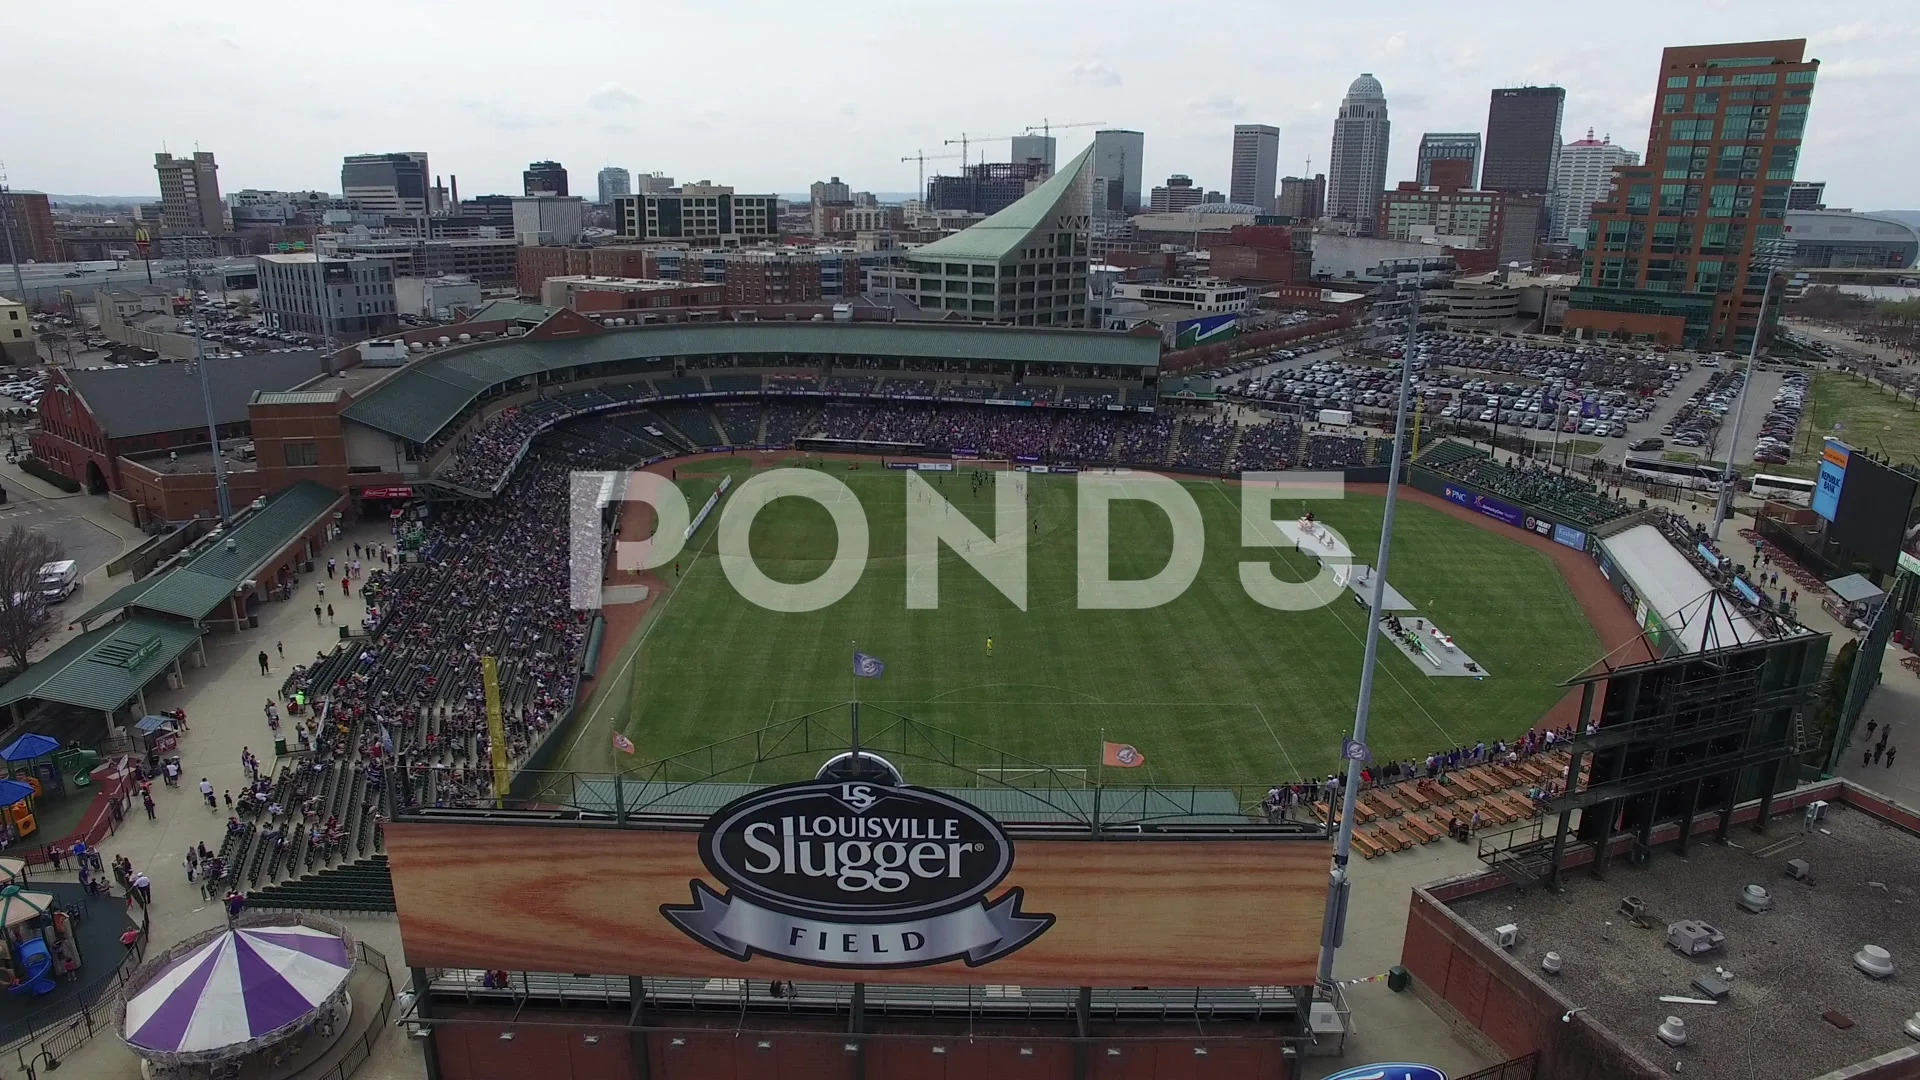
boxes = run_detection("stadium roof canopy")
[342,317,1161,444]
[181,481,344,582]
[77,569,241,630]
[0,616,203,714]
[1599,524,1764,652]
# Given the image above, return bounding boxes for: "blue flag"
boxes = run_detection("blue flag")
[853,652,886,679]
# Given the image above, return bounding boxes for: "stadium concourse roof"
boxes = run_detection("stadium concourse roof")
[0,616,202,714]
[342,318,1161,445]
[78,482,344,631]
[909,145,1095,262]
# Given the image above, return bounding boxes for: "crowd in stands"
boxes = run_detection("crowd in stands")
[1655,510,1805,634]
[1418,441,1630,527]
[207,455,591,895]
[439,395,1347,487]
[1260,725,1584,824]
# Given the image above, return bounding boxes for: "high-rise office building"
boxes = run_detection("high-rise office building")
[1010,135,1057,169]
[1567,40,1816,352]
[810,177,852,206]
[153,151,226,234]
[342,153,431,215]
[523,160,568,197]
[1092,129,1145,214]
[1417,133,1483,188]
[1149,175,1204,212]
[1787,180,1826,210]
[1230,124,1281,214]
[1277,174,1326,222]
[1327,74,1391,235]
[597,167,631,206]
[1549,130,1638,243]
[1483,87,1565,204]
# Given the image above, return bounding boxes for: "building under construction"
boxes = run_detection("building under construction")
[928,161,1053,216]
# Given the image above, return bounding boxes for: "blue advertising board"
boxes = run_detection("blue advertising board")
[1442,484,1525,529]
[1553,523,1588,551]
[1813,439,1850,522]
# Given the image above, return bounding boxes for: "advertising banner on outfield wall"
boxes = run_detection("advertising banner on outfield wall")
[1553,523,1588,551]
[1440,484,1526,530]
[385,782,1331,987]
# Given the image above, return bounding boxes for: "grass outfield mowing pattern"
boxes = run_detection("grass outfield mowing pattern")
[602,464,1601,787]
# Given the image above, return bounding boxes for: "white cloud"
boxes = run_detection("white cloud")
[1069,61,1122,88]
[1187,93,1244,119]
[587,85,642,112]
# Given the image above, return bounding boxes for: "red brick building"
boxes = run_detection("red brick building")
[31,352,331,504]
[1208,225,1312,283]
[2,192,60,265]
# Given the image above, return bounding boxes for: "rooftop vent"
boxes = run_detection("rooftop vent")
[1667,920,1725,956]
[1540,952,1564,976]
[1737,885,1773,914]
[1493,924,1520,949]
[1853,945,1894,980]
[1786,858,1811,880]
[1657,1016,1688,1047]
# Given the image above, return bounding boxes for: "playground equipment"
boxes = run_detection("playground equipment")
[53,746,100,789]
[0,885,75,996]
[0,778,35,841]
[1,734,66,798]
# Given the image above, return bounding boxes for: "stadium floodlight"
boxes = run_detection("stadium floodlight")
[1712,234,1797,541]
[1316,279,1420,991]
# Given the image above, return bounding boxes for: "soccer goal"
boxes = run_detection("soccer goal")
[975,767,1089,789]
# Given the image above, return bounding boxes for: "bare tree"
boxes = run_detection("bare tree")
[0,526,66,671]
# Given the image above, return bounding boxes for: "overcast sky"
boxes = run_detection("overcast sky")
[8,0,1915,208]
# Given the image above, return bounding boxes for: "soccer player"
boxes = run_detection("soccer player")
[986,636,994,658]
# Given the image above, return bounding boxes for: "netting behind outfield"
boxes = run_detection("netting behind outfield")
[974,767,1088,789]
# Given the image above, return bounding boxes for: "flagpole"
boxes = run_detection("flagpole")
[850,639,861,763]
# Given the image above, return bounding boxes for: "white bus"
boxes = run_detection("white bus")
[1623,456,1725,490]
[1749,472,1815,505]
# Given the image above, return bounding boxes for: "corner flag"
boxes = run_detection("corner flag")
[854,652,886,679]
[1102,742,1146,768]
[612,732,636,755]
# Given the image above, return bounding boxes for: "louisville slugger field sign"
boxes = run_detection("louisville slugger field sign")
[663,780,1054,969]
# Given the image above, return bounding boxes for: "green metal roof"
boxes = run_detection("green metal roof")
[182,482,344,582]
[0,617,203,713]
[909,146,1093,262]
[342,318,1161,444]
[76,569,241,629]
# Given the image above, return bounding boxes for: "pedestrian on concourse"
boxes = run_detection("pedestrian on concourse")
[257,650,270,675]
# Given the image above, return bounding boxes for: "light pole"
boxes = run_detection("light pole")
[1316,278,1419,991]
[168,236,233,525]
[1711,237,1795,541]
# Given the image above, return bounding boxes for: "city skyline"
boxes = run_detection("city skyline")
[5,0,1916,209]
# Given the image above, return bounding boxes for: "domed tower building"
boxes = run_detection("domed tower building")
[1327,73,1392,236]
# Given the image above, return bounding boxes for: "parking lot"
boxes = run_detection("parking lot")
[1219,331,1813,470]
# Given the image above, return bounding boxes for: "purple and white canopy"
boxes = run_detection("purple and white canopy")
[123,924,353,1054]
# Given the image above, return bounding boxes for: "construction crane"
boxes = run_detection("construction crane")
[901,149,965,198]
[943,132,1031,168]
[1025,119,1106,137]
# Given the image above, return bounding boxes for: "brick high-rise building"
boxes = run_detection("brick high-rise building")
[1,191,60,263]
[1566,40,1816,352]
[154,151,226,234]
[1277,174,1325,222]
[1417,132,1482,188]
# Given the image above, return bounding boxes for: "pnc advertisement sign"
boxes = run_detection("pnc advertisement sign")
[665,780,1053,969]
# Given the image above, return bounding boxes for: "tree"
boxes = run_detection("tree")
[0,526,66,671]
[234,295,255,318]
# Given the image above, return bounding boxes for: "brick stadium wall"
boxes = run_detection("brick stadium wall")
[1401,779,1920,1080]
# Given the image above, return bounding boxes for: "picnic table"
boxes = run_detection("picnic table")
[1403,813,1443,844]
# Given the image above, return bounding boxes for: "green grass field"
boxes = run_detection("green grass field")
[1772,371,1920,478]
[571,461,1602,790]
